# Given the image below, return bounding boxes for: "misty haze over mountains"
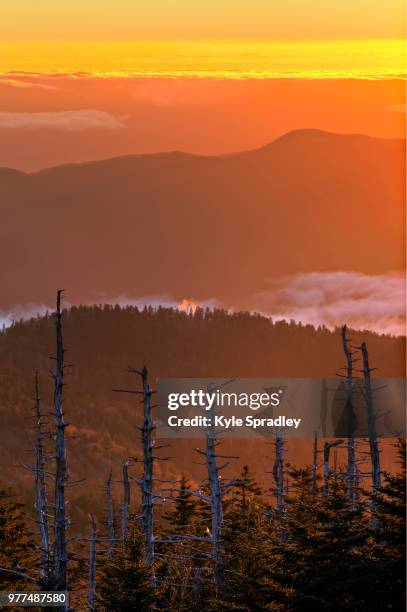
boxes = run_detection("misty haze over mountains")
[0,129,404,333]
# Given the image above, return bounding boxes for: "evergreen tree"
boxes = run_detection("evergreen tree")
[275,467,374,611]
[98,519,154,611]
[159,476,217,611]
[223,466,264,539]
[368,438,406,610]
[163,475,198,534]
[209,467,279,611]
[372,438,405,546]
[215,512,279,611]
[0,489,36,590]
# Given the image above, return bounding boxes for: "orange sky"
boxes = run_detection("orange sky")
[0,2,404,170]
[1,0,405,40]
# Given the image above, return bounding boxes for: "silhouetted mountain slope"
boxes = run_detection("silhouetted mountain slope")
[0,129,404,309]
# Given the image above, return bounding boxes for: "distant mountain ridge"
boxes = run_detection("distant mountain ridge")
[1,128,401,175]
[0,129,404,310]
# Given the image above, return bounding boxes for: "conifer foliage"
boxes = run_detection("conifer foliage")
[98,519,154,611]
[0,489,36,590]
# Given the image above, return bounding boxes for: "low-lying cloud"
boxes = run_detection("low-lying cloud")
[0,77,58,90]
[0,273,404,337]
[387,104,406,114]
[0,303,51,329]
[0,110,125,130]
[251,271,405,336]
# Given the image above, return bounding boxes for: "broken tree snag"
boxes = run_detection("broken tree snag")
[320,378,328,437]
[341,325,357,503]
[141,366,155,578]
[273,429,285,518]
[312,431,318,494]
[87,515,97,611]
[33,371,50,581]
[323,440,343,496]
[121,460,130,542]
[205,412,223,567]
[323,442,331,496]
[52,290,68,594]
[360,342,381,491]
[112,366,157,587]
[105,469,115,553]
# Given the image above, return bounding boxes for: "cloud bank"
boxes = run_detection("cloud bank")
[251,271,405,336]
[0,303,51,329]
[0,110,125,130]
[0,77,58,90]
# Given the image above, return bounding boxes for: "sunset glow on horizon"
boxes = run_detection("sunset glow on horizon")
[0,39,405,80]
[0,1,404,170]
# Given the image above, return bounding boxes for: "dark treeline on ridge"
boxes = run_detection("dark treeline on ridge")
[0,304,404,384]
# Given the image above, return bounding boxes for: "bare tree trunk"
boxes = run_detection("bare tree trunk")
[360,342,381,490]
[201,395,227,593]
[105,469,115,553]
[52,290,68,595]
[311,431,318,494]
[87,515,97,611]
[113,366,156,587]
[320,378,328,437]
[141,367,155,583]
[323,442,331,497]
[33,372,50,581]
[323,440,343,496]
[205,426,223,564]
[273,429,284,517]
[341,325,357,502]
[120,461,130,542]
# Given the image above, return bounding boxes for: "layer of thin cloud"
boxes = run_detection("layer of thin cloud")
[387,104,406,113]
[0,77,58,90]
[0,303,51,329]
[252,271,405,336]
[0,110,125,130]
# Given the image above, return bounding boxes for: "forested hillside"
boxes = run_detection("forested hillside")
[0,305,403,522]
[0,304,405,608]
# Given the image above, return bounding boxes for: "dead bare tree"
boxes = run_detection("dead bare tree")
[359,342,381,490]
[140,367,155,573]
[203,382,240,572]
[205,429,223,565]
[120,460,130,542]
[114,375,239,591]
[320,378,328,437]
[340,325,357,502]
[323,440,343,496]
[311,431,318,494]
[105,469,115,553]
[273,429,285,517]
[52,289,68,594]
[113,366,161,587]
[87,515,97,611]
[33,372,50,582]
[182,381,240,589]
